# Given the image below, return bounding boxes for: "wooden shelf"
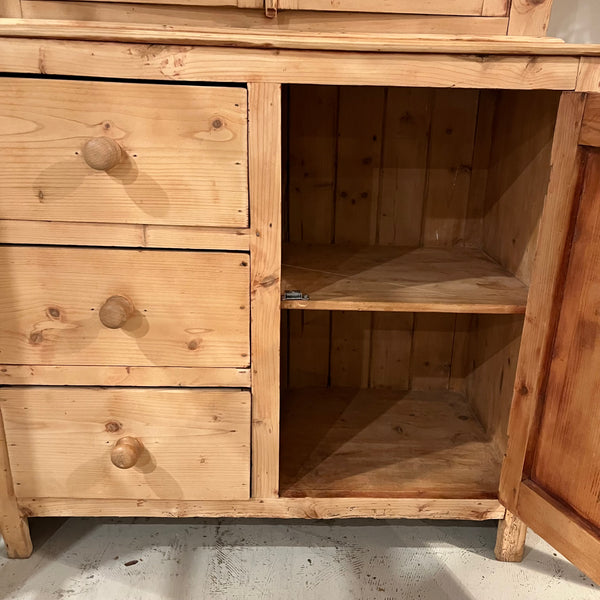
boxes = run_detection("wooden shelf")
[282,244,528,314]
[280,388,502,499]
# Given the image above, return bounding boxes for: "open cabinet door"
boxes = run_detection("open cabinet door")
[499,93,600,584]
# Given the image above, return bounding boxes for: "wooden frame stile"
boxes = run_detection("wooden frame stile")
[248,82,282,499]
[507,0,554,36]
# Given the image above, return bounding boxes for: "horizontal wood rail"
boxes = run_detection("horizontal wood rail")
[2,20,600,56]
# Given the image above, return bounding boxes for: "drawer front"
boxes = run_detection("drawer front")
[1,387,250,500]
[0,78,248,227]
[0,246,249,368]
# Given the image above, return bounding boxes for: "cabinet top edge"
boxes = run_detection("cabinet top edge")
[2,19,600,57]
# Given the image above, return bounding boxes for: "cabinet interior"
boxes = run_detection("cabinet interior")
[279,85,562,499]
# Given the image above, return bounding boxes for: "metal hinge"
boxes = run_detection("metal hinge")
[282,290,310,301]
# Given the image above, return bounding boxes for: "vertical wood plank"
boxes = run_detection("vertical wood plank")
[288,85,337,245]
[378,87,433,247]
[370,313,414,389]
[482,0,509,17]
[249,82,281,499]
[409,313,456,391]
[289,310,331,388]
[331,87,385,385]
[422,89,479,248]
[330,311,371,388]
[483,90,560,284]
[499,92,588,510]
[464,90,497,248]
[464,314,524,455]
[334,86,385,244]
[0,408,32,558]
[286,85,338,389]
[507,0,553,36]
[0,0,22,17]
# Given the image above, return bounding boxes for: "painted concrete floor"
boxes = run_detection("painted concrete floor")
[0,518,598,599]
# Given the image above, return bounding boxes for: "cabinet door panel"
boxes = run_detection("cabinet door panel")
[500,93,600,584]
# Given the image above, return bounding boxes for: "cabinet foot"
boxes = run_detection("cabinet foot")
[1,505,32,558]
[495,509,527,562]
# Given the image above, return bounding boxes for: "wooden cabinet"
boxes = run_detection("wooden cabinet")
[0,25,599,586]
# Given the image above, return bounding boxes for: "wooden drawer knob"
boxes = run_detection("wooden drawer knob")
[111,436,143,469]
[82,136,123,171]
[99,295,134,329]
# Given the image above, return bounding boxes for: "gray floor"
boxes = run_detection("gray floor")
[0,517,598,599]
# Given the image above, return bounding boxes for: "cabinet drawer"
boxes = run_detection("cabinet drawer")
[0,78,248,227]
[1,387,250,500]
[0,246,249,368]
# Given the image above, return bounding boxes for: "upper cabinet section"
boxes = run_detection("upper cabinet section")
[0,78,248,228]
[6,0,553,37]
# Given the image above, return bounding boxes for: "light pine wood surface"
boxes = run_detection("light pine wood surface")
[0,220,251,251]
[0,38,580,89]
[498,93,587,509]
[19,3,511,36]
[0,365,251,387]
[0,77,248,227]
[0,246,250,368]
[248,82,281,499]
[282,244,529,314]
[280,388,502,499]
[18,496,505,520]
[0,387,251,500]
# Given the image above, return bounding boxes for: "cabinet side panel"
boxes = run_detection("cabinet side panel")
[482,90,560,285]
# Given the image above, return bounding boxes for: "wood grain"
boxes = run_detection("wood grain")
[422,89,479,246]
[482,90,560,284]
[0,78,247,228]
[0,365,251,387]
[576,58,600,93]
[20,2,511,36]
[282,244,529,313]
[517,481,600,585]
[0,407,32,558]
[495,509,527,561]
[0,246,250,368]
[248,83,281,499]
[0,0,21,17]
[0,38,580,90]
[280,388,501,498]
[19,496,505,520]
[531,149,600,530]
[3,20,588,54]
[277,0,489,15]
[0,220,250,251]
[507,0,553,36]
[498,92,588,510]
[1,387,251,500]
[580,94,600,148]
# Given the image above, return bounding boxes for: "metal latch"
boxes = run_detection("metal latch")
[282,290,310,301]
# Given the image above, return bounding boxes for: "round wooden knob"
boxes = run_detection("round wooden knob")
[82,136,122,171]
[111,436,143,469]
[99,295,134,329]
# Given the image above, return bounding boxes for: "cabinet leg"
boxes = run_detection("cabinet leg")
[1,503,32,558]
[495,509,527,562]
